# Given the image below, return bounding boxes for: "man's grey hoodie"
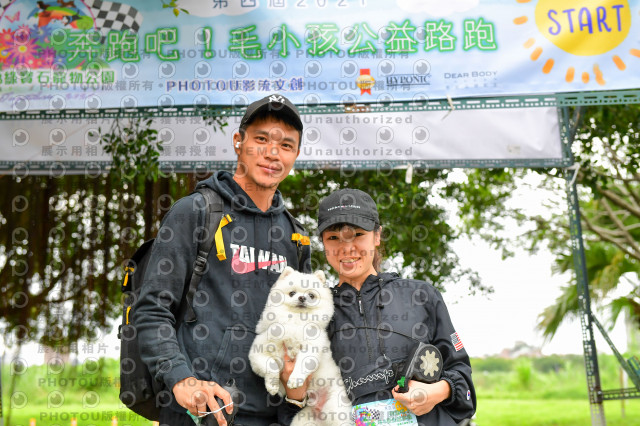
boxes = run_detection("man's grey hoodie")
[133,171,310,424]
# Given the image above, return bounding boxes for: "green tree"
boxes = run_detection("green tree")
[537,241,639,339]
[1,113,230,348]
[535,104,640,339]
[0,173,196,348]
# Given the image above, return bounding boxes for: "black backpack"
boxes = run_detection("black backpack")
[117,185,308,421]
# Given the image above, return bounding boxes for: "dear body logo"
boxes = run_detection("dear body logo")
[515,0,636,85]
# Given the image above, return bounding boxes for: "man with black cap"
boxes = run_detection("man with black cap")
[134,94,311,425]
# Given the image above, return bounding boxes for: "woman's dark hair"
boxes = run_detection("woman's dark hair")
[321,223,384,272]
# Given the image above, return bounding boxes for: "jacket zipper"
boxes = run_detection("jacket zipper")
[356,290,374,363]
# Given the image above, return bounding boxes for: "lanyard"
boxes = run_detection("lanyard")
[186,402,233,425]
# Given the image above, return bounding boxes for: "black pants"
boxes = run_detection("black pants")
[158,407,197,426]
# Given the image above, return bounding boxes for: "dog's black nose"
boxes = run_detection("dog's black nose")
[298,295,306,303]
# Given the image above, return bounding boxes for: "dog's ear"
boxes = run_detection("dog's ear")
[280,266,295,279]
[313,270,326,284]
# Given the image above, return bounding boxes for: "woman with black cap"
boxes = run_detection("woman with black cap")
[316,188,476,425]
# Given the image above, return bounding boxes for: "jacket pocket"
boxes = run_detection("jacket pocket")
[211,326,235,378]
[214,326,274,415]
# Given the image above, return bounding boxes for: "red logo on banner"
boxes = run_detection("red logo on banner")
[356,68,375,95]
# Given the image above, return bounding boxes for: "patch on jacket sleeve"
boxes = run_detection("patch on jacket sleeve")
[450,332,464,351]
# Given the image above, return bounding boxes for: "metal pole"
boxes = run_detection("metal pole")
[561,106,606,425]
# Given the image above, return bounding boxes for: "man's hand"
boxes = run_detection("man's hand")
[172,377,233,425]
[279,346,310,403]
[391,379,451,416]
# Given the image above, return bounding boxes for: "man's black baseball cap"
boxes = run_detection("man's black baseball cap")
[317,188,380,235]
[240,93,303,132]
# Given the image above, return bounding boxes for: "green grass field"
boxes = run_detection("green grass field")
[2,355,640,425]
[475,399,640,426]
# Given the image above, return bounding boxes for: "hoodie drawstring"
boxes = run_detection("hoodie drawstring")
[253,216,258,275]
[375,277,390,362]
[267,214,274,276]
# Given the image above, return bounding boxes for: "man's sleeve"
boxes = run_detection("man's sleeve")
[277,402,303,425]
[132,195,201,392]
[430,289,477,422]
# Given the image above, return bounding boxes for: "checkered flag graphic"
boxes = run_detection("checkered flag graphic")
[85,0,143,34]
[0,0,143,34]
[371,409,383,421]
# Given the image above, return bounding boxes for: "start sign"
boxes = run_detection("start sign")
[536,0,632,56]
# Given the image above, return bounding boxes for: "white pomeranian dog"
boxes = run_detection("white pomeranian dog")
[249,267,351,426]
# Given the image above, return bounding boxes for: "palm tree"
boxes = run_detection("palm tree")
[537,241,640,350]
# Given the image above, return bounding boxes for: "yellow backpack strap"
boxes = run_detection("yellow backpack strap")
[122,266,134,288]
[286,209,309,271]
[215,214,233,261]
[291,233,310,246]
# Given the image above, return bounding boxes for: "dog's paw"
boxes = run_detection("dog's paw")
[286,345,300,358]
[266,383,280,395]
[265,377,280,395]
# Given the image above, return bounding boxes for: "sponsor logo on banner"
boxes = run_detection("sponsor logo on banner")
[356,69,375,95]
[386,74,431,88]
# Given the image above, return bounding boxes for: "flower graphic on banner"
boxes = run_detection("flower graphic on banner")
[2,36,45,68]
[5,35,38,65]
[0,28,13,44]
[0,28,14,62]
[514,0,636,85]
[0,1,142,71]
[0,1,94,69]
[35,23,55,42]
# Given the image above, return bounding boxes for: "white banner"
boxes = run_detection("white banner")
[298,107,561,164]
[0,107,562,174]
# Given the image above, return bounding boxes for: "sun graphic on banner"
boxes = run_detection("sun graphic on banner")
[513,0,637,85]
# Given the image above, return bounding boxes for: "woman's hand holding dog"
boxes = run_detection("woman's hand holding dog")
[172,377,233,425]
[392,380,451,416]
